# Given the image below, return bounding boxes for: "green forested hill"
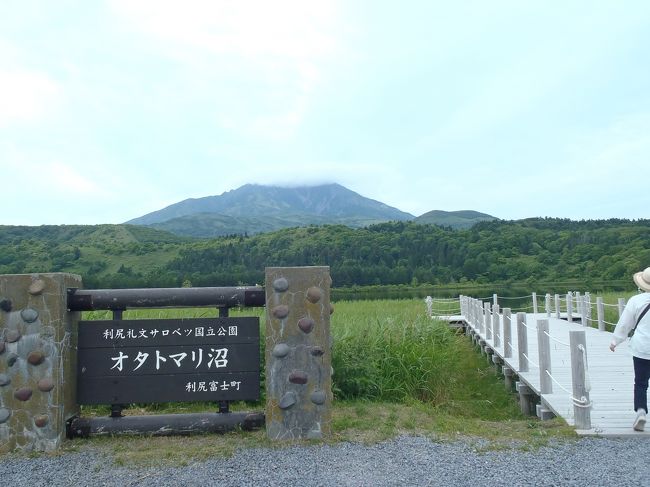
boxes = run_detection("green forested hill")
[1,219,649,289]
[414,210,497,229]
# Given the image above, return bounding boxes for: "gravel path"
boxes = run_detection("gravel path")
[1,435,646,486]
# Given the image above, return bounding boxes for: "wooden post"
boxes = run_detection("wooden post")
[492,304,500,348]
[532,292,538,315]
[554,294,561,319]
[517,312,528,373]
[566,292,573,322]
[545,293,551,317]
[570,330,591,430]
[576,292,583,324]
[596,297,605,331]
[618,298,626,319]
[503,308,512,358]
[537,319,552,394]
[584,293,592,328]
[517,382,536,416]
[484,302,492,339]
[493,293,498,305]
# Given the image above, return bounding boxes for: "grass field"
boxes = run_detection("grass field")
[71,298,577,465]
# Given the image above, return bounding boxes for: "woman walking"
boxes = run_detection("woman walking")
[610,267,650,431]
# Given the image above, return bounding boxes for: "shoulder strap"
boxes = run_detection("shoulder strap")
[633,302,650,333]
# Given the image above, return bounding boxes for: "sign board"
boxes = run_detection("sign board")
[77,317,260,405]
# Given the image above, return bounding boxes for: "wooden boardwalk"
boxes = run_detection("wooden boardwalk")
[453,308,650,437]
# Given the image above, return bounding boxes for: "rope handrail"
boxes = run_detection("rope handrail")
[543,330,570,347]
[544,370,592,408]
[512,304,536,311]
[578,344,591,392]
[522,352,539,368]
[507,340,517,351]
[498,294,535,300]
[522,322,537,332]
[545,369,572,394]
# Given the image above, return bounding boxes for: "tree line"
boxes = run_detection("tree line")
[1,218,648,289]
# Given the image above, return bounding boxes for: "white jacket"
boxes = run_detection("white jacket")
[611,292,650,359]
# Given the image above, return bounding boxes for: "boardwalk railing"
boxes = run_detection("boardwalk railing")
[460,295,593,430]
[426,291,628,328]
[427,290,650,436]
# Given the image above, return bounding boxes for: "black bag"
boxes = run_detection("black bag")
[631,302,650,336]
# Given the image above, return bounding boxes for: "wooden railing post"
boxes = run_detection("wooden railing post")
[470,299,480,328]
[597,297,605,331]
[576,291,582,322]
[532,292,538,315]
[570,330,591,430]
[537,319,552,394]
[503,308,512,358]
[493,294,498,306]
[517,312,528,373]
[554,294,561,319]
[618,298,626,319]
[584,293,592,328]
[545,293,551,317]
[492,304,500,348]
[484,302,491,339]
[566,292,573,322]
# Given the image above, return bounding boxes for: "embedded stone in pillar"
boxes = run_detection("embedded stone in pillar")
[37,377,55,392]
[297,317,315,334]
[265,266,332,441]
[272,343,291,358]
[20,308,39,323]
[34,415,49,428]
[288,370,309,384]
[0,273,82,453]
[27,350,46,366]
[28,280,45,296]
[0,408,11,424]
[6,330,21,343]
[0,299,12,312]
[14,387,33,401]
[273,278,289,293]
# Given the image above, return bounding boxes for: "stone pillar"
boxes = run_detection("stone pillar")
[0,273,81,453]
[265,266,332,440]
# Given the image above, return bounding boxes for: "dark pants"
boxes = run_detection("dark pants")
[633,356,650,413]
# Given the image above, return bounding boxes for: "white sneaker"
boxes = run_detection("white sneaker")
[633,409,646,432]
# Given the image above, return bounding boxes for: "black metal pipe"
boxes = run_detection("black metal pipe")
[67,286,265,311]
[67,412,265,438]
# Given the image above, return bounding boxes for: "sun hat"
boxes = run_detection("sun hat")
[633,267,650,292]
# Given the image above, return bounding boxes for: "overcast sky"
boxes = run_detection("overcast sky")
[2,1,649,225]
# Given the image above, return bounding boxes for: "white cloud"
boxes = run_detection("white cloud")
[109,0,342,139]
[110,0,337,59]
[0,69,61,127]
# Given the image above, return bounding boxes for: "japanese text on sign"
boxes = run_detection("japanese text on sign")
[110,347,228,372]
[185,380,242,393]
[102,325,238,341]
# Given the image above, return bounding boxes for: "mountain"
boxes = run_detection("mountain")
[414,210,497,229]
[128,183,415,237]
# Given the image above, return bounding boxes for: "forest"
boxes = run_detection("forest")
[0,218,648,290]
